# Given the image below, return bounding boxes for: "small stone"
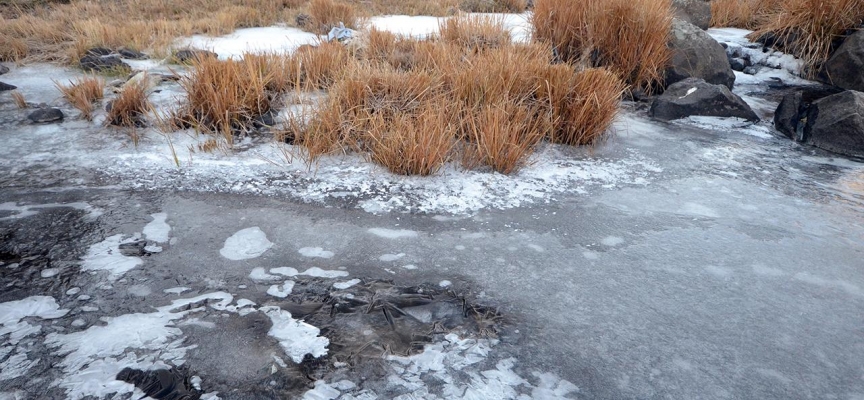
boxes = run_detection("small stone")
[27,107,64,123]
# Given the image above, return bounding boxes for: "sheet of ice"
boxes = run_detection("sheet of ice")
[40,268,60,278]
[220,227,273,260]
[81,235,144,280]
[270,267,300,277]
[400,264,418,270]
[0,201,101,222]
[1,296,68,345]
[368,228,419,239]
[300,267,349,278]
[249,267,280,281]
[267,281,296,298]
[367,13,531,42]
[142,212,171,243]
[379,253,405,262]
[333,279,361,290]
[179,26,318,59]
[261,306,329,363]
[707,27,810,86]
[298,247,335,259]
[44,292,233,400]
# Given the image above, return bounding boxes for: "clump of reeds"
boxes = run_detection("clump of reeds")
[710,0,782,29]
[54,75,105,120]
[439,14,511,52]
[11,91,28,109]
[747,0,864,76]
[459,0,528,12]
[531,0,673,93]
[307,0,358,34]
[106,78,150,127]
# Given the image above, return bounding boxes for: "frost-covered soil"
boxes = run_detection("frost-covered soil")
[2,18,864,400]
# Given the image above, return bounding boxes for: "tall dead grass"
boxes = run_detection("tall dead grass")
[107,79,150,127]
[285,21,625,175]
[748,0,864,76]
[307,0,359,34]
[439,15,511,51]
[710,0,782,29]
[55,76,105,120]
[531,0,673,93]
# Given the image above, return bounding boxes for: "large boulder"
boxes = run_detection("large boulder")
[671,0,711,30]
[650,77,759,121]
[666,19,736,90]
[803,90,864,158]
[774,92,804,141]
[820,30,864,92]
[80,54,130,73]
[1,81,16,91]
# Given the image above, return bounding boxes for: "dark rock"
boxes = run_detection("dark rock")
[0,64,9,75]
[0,81,16,91]
[85,47,113,56]
[666,18,736,89]
[174,49,218,64]
[804,90,864,158]
[820,30,864,92]
[774,91,804,141]
[650,77,759,122]
[80,54,131,73]
[118,240,149,257]
[743,66,759,75]
[27,108,64,124]
[118,48,148,60]
[671,0,711,30]
[730,58,746,72]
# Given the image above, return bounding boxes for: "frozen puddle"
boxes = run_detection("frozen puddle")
[220,227,273,260]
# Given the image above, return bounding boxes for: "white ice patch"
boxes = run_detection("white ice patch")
[220,227,273,260]
[400,264,418,270]
[379,253,405,262]
[81,235,144,281]
[261,307,329,363]
[368,228,419,239]
[270,267,300,277]
[44,292,233,400]
[298,247,335,259]
[178,26,318,60]
[142,212,171,243]
[164,287,192,295]
[267,281,296,298]
[0,296,68,380]
[40,268,60,278]
[333,279,361,290]
[439,280,452,288]
[249,267,280,281]
[300,267,349,278]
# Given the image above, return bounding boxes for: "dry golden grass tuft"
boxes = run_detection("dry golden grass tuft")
[175,54,274,142]
[710,0,782,29]
[748,0,864,76]
[107,78,151,127]
[55,76,105,120]
[532,0,673,93]
[11,90,27,109]
[293,41,354,89]
[459,0,527,12]
[288,37,625,175]
[307,0,358,34]
[439,15,511,51]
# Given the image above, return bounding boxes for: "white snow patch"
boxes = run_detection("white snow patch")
[298,247,335,259]
[44,292,233,400]
[249,267,280,281]
[368,228,419,239]
[302,380,342,400]
[65,288,81,296]
[164,287,192,295]
[220,227,273,260]
[270,267,300,277]
[333,279,361,290]
[142,212,171,243]
[81,235,144,281]
[1,296,69,346]
[439,280,452,288]
[179,26,318,60]
[400,264,418,270]
[261,307,329,363]
[379,253,406,262]
[300,267,349,278]
[267,281,296,298]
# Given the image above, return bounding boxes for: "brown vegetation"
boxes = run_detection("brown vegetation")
[107,78,151,127]
[531,0,673,93]
[54,76,105,120]
[10,90,27,109]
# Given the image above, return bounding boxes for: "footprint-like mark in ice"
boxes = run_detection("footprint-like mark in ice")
[298,247,334,259]
[142,212,171,243]
[220,227,273,260]
[368,228,419,239]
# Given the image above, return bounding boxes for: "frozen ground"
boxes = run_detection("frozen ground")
[1,18,864,400]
